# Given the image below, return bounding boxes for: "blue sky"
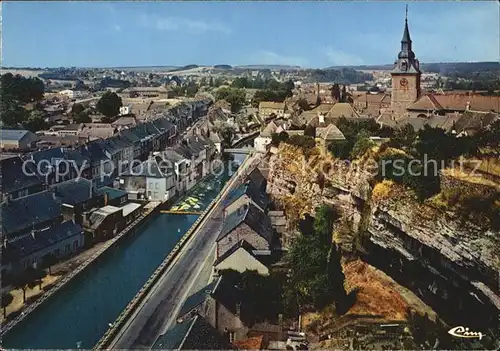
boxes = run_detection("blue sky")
[3,1,499,68]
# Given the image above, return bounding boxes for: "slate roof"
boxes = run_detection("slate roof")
[178,280,218,319]
[223,182,269,211]
[217,203,273,244]
[78,141,110,166]
[97,186,128,201]
[2,191,61,237]
[326,103,360,119]
[152,315,233,350]
[123,156,174,178]
[119,128,141,144]
[213,239,260,266]
[316,123,346,141]
[1,156,43,195]
[247,168,267,192]
[51,178,97,205]
[4,221,83,262]
[0,129,33,141]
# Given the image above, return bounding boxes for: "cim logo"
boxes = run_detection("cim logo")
[448,326,484,340]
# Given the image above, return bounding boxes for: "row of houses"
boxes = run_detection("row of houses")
[0,99,213,277]
[1,99,212,202]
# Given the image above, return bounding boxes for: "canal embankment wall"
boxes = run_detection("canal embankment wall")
[93,155,255,350]
[0,202,163,337]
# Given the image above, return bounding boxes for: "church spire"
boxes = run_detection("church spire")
[401,5,412,48]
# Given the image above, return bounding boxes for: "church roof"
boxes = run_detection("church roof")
[316,123,346,141]
[326,103,360,119]
[409,94,500,113]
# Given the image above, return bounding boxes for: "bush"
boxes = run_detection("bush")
[285,135,316,150]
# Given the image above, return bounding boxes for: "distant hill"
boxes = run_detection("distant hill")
[326,61,500,75]
[213,64,232,70]
[171,64,199,72]
[234,65,302,71]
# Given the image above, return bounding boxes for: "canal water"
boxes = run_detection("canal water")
[3,155,246,349]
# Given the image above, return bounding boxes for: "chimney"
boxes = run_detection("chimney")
[3,237,7,249]
[466,101,471,111]
[104,192,109,206]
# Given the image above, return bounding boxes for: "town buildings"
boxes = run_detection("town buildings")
[0,129,39,151]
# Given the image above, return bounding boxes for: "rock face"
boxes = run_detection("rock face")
[267,143,500,329]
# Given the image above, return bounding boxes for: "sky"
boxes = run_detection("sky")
[2,1,499,68]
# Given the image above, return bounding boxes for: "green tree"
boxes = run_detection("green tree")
[75,112,92,123]
[297,98,311,112]
[349,130,373,159]
[0,99,28,127]
[11,270,32,303]
[71,103,85,116]
[41,253,58,275]
[23,110,48,132]
[212,120,236,145]
[285,205,348,311]
[96,91,122,118]
[215,87,246,113]
[1,291,13,318]
[185,82,199,97]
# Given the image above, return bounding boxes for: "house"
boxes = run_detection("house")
[315,123,346,151]
[78,123,117,140]
[1,220,84,275]
[54,124,84,137]
[97,186,128,206]
[216,203,274,259]
[78,141,112,180]
[119,202,143,226]
[97,135,134,174]
[163,148,196,194]
[0,129,39,151]
[2,191,62,240]
[59,89,85,99]
[152,117,177,149]
[183,135,216,181]
[120,156,176,202]
[51,178,104,225]
[258,101,287,119]
[172,275,253,344]
[121,86,169,98]
[0,156,43,201]
[82,205,124,241]
[223,181,269,215]
[214,240,269,276]
[112,116,137,129]
[352,92,391,117]
[119,105,133,116]
[254,120,288,153]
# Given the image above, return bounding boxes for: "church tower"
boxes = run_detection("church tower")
[391,6,421,119]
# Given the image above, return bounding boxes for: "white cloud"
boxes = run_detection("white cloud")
[251,50,306,66]
[140,14,231,34]
[113,24,122,32]
[324,47,364,66]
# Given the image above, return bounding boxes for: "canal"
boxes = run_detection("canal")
[3,156,246,349]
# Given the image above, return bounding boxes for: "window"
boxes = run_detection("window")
[73,240,79,250]
[229,331,235,343]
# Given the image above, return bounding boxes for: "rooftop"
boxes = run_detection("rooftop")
[0,129,34,141]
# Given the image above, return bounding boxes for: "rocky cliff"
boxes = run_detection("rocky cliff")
[266,143,500,329]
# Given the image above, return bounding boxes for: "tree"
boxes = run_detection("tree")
[215,87,246,113]
[71,103,85,116]
[285,204,348,312]
[296,98,311,112]
[12,271,31,303]
[0,98,28,127]
[212,120,236,145]
[96,91,122,118]
[26,266,46,291]
[349,130,373,159]
[331,83,341,101]
[74,112,92,123]
[42,253,58,275]
[1,291,13,318]
[23,110,48,132]
[185,82,199,97]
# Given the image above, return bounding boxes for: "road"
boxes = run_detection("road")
[107,155,257,349]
